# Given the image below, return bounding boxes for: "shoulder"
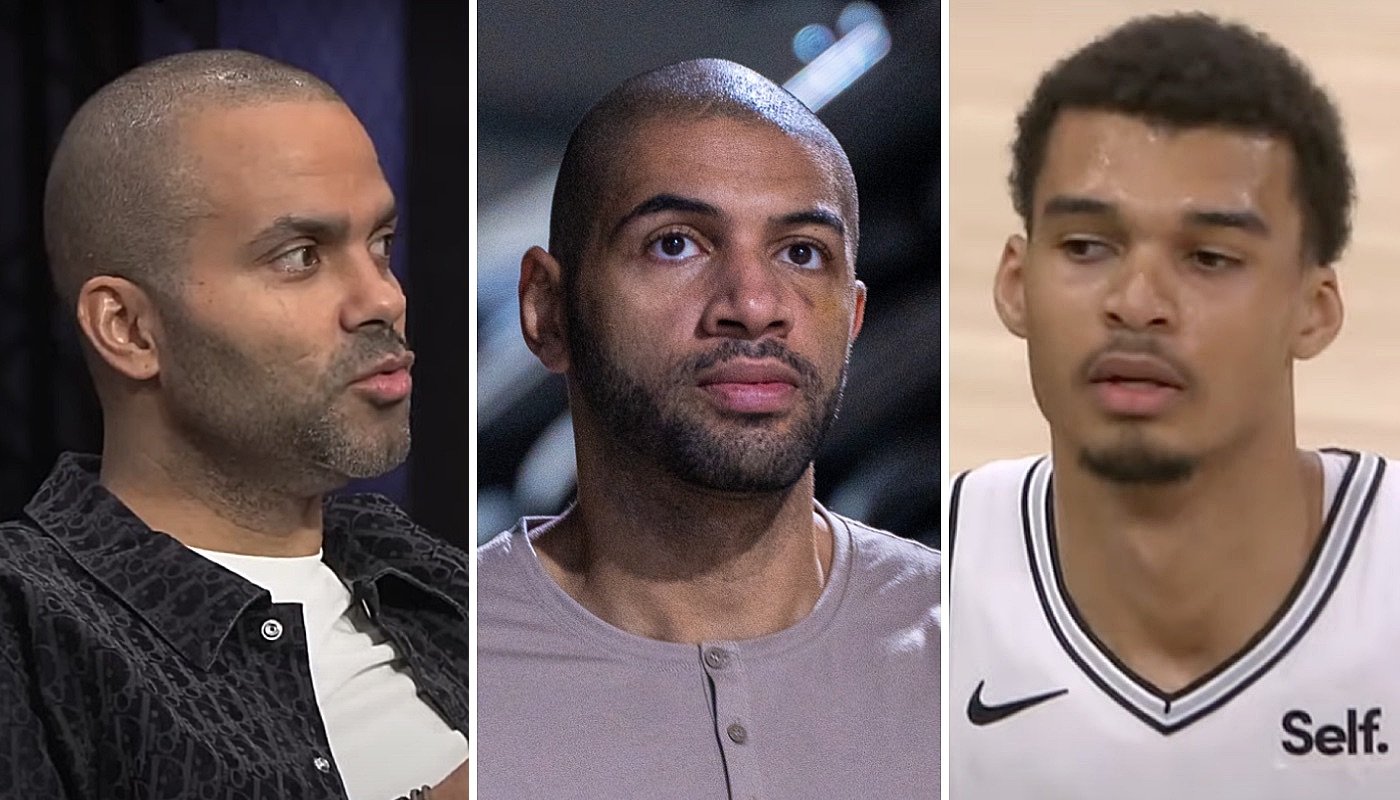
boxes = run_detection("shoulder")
[475,518,563,636]
[0,518,71,583]
[833,512,940,621]
[0,519,91,640]
[475,523,522,593]
[838,512,941,582]
[953,455,1045,497]
[476,522,518,565]
[0,517,40,549]
[476,517,557,600]
[477,516,562,569]
[949,456,1046,529]
[1314,448,1395,518]
[325,492,470,575]
[946,455,1047,571]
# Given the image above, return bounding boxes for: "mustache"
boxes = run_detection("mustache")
[1076,334,1194,386]
[685,338,822,388]
[331,326,411,383]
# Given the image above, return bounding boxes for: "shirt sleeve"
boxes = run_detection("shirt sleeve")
[0,592,70,797]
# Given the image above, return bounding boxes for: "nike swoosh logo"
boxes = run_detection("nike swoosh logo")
[966,680,1068,725]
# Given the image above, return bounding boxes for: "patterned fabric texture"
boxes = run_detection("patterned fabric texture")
[0,453,470,798]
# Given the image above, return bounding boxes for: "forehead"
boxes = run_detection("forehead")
[600,116,850,229]
[179,100,391,221]
[1034,110,1299,227]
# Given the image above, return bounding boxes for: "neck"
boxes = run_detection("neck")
[533,426,833,644]
[1052,435,1323,692]
[100,424,329,557]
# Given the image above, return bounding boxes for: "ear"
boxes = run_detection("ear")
[74,276,164,381]
[849,279,867,341]
[1292,264,1343,360]
[519,246,570,373]
[993,234,1030,339]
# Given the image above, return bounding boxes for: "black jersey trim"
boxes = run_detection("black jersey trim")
[1023,449,1382,735]
[1046,453,1354,701]
[947,470,968,586]
[1017,459,1169,731]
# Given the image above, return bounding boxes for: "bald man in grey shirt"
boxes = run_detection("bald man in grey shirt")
[478,59,941,799]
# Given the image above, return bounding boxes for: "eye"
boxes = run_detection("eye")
[1059,237,1114,263]
[777,242,826,270]
[271,245,321,274]
[647,232,702,261]
[1190,249,1242,272]
[370,232,395,260]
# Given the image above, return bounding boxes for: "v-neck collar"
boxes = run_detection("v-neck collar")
[1021,448,1384,734]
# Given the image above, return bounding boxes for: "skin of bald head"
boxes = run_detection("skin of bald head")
[548,57,861,296]
[43,49,342,316]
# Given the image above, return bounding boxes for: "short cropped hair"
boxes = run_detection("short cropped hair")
[548,58,859,292]
[1010,13,1352,265]
[44,49,343,308]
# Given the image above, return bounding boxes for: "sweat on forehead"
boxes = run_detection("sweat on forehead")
[547,58,859,275]
[43,49,344,309]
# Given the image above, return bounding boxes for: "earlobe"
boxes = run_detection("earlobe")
[75,276,162,381]
[994,235,1030,339]
[1293,265,1343,360]
[519,246,571,373]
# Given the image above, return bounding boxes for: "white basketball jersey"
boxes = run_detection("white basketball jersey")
[949,448,1400,798]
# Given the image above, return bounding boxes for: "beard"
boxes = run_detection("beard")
[566,296,847,494]
[157,301,411,489]
[1072,335,1198,485]
[1079,431,1195,485]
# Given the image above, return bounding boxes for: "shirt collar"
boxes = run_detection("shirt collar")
[320,492,469,622]
[23,453,466,669]
[23,453,262,670]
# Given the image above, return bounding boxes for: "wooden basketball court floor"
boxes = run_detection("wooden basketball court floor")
[949,1,1400,475]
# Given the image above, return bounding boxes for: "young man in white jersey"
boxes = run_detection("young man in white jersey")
[949,14,1398,798]
[0,51,468,798]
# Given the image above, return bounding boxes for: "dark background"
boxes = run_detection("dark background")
[0,0,470,548]
[477,1,941,547]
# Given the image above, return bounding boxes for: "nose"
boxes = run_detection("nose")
[699,246,793,340]
[339,249,406,333]
[1102,246,1175,332]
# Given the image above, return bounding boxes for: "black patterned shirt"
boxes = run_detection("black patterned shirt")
[0,453,470,799]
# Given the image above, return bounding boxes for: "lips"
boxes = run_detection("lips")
[1085,352,1185,417]
[350,352,415,404]
[696,360,800,414]
[353,352,415,383]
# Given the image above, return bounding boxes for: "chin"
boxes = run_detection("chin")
[673,460,810,495]
[312,429,411,482]
[1078,440,1197,485]
[660,424,816,494]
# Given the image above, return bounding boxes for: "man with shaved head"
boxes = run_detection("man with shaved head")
[0,51,468,798]
[477,59,941,798]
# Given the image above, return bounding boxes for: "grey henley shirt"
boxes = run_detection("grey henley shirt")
[476,505,941,799]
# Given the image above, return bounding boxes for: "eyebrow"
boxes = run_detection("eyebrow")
[1042,195,1114,218]
[1041,195,1269,236]
[1186,209,1270,236]
[609,194,720,240]
[609,193,847,241]
[248,203,398,255]
[776,208,846,238]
